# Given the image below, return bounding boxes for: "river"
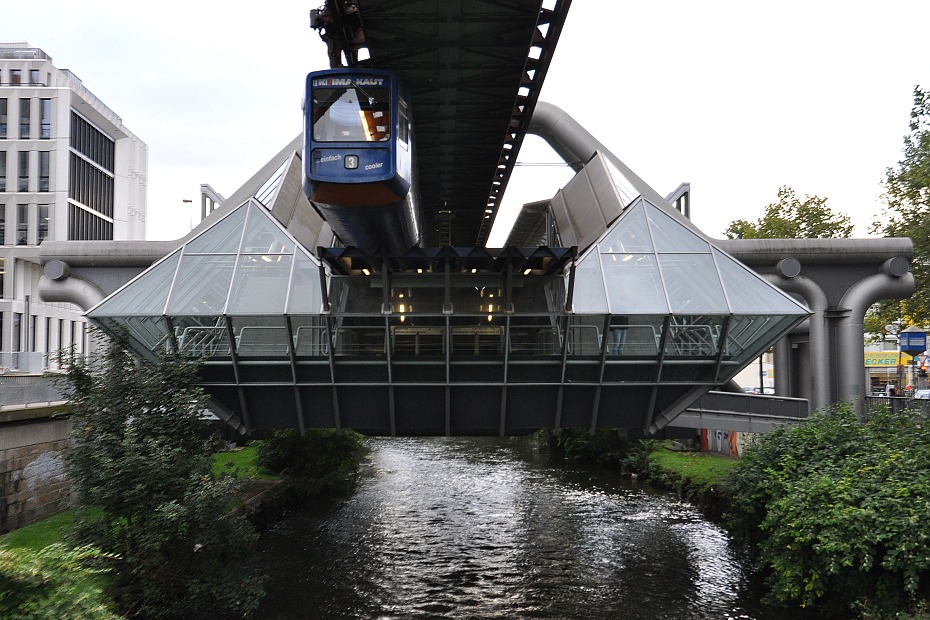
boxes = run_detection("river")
[255,437,801,619]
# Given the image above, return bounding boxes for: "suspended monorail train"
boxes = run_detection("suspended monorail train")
[303,68,421,249]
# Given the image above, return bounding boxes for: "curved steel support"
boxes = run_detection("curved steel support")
[38,273,105,311]
[528,101,672,208]
[762,274,829,411]
[837,268,915,419]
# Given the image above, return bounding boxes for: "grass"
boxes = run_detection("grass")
[211,444,278,480]
[2,446,274,551]
[0,509,78,551]
[648,445,737,488]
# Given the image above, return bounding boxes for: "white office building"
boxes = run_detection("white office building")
[0,42,147,372]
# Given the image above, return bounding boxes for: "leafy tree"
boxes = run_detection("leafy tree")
[727,404,930,615]
[63,340,265,619]
[255,428,364,491]
[871,86,930,326]
[725,186,853,239]
[0,544,119,619]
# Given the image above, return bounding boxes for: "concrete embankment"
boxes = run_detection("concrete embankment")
[0,408,73,533]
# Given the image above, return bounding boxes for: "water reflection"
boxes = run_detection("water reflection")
[256,437,798,619]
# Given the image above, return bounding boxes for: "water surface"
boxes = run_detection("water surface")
[257,437,796,619]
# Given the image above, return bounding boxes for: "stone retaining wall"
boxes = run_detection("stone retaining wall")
[0,410,72,533]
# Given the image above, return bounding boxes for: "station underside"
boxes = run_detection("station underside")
[87,154,809,437]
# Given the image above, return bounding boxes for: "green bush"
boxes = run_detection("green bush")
[255,428,364,488]
[0,543,119,619]
[727,403,930,614]
[545,428,630,465]
[63,340,265,619]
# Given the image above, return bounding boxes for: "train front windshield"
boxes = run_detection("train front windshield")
[312,83,391,142]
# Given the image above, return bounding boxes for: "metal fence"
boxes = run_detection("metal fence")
[865,396,930,416]
[0,375,66,408]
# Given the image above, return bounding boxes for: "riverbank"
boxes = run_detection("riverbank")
[534,429,738,520]
[641,444,737,520]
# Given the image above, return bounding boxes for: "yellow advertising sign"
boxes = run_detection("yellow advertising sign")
[864,351,905,367]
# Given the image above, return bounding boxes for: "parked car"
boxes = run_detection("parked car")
[914,389,930,399]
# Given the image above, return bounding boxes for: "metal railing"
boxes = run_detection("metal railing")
[0,375,65,408]
[865,396,930,416]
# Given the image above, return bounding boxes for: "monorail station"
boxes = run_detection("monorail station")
[86,151,808,436]
[39,0,914,436]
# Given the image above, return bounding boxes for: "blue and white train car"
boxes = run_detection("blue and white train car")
[304,68,421,249]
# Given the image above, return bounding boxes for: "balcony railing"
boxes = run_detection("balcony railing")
[0,374,65,408]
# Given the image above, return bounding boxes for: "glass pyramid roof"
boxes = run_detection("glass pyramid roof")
[88,199,325,359]
[86,187,810,435]
[574,198,809,317]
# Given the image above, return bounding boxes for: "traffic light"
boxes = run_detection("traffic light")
[920,362,928,378]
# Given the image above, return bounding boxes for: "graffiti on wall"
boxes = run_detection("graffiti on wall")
[701,428,754,458]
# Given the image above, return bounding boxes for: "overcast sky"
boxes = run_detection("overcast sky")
[4,1,929,244]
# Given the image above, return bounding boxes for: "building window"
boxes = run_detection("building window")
[70,112,115,171]
[0,208,5,244]
[10,70,21,86]
[12,312,21,353]
[0,99,6,139]
[68,203,113,241]
[38,151,49,191]
[37,203,48,243]
[18,151,28,192]
[0,258,4,299]
[16,203,27,245]
[29,69,40,86]
[19,99,30,139]
[0,151,5,192]
[40,99,51,139]
[37,203,49,243]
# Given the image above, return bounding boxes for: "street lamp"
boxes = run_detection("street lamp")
[182,199,193,231]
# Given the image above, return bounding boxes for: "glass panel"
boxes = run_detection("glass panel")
[566,316,604,356]
[167,255,235,315]
[713,248,809,314]
[291,316,328,356]
[645,202,710,253]
[664,315,725,358]
[90,251,181,316]
[602,253,668,314]
[311,75,391,142]
[607,315,663,357]
[507,316,562,356]
[570,251,608,313]
[287,252,324,314]
[232,316,290,357]
[227,254,293,314]
[121,316,172,353]
[718,314,803,383]
[93,317,158,362]
[658,254,728,313]
[174,316,231,358]
[603,158,639,207]
[599,203,652,253]
[255,160,289,207]
[724,314,800,368]
[240,204,294,254]
[184,205,247,254]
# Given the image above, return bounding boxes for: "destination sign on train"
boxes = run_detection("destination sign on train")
[312,76,385,87]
